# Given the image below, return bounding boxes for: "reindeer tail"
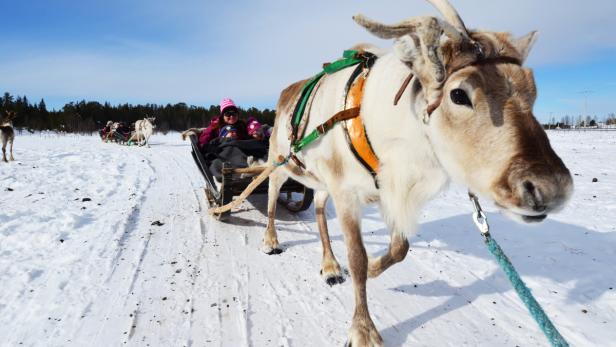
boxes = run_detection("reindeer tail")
[207,155,285,215]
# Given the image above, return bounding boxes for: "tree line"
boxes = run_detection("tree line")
[0,92,276,134]
[4,91,614,133]
[543,113,616,129]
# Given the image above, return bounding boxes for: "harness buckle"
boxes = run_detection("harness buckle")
[316,123,327,134]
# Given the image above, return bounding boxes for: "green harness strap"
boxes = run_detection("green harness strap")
[291,50,366,153]
[293,127,321,153]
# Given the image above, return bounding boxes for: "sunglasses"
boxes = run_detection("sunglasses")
[223,111,239,117]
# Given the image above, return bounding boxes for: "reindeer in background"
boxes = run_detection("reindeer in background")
[129,116,156,147]
[1,111,17,162]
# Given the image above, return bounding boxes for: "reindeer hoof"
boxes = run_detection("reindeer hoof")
[325,275,345,286]
[261,245,283,255]
[261,234,282,255]
[267,248,283,255]
[320,264,345,286]
[346,320,384,347]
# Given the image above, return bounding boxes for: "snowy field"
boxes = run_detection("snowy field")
[0,131,614,347]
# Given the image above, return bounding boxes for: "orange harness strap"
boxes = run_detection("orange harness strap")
[343,73,380,184]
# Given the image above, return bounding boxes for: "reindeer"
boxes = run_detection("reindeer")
[212,0,573,344]
[1,111,16,162]
[129,116,156,147]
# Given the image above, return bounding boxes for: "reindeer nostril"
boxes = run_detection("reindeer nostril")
[523,180,535,194]
[522,180,546,212]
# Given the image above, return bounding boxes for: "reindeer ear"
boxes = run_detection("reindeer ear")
[393,35,420,63]
[511,31,538,63]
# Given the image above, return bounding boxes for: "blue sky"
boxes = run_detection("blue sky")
[1,0,615,122]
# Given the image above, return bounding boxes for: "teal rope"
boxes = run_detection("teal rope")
[484,234,569,347]
[273,155,289,167]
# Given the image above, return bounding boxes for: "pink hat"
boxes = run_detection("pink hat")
[247,118,262,136]
[220,98,238,115]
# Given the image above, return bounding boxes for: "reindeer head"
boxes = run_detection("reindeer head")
[146,117,156,128]
[355,0,572,223]
[2,111,17,125]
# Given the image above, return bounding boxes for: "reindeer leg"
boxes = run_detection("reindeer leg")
[2,141,7,163]
[9,139,14,161]
[315,190,344,286]
[261,169,288,254]
[332,191,383,347]
[367,232,409,278]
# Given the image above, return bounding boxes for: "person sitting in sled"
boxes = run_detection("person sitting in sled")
[99,120,113,139]
[219,125,239,140]
[204,123,269,181]
[198,98,248,150]
[246,117,272,141]
[116,122,131,136]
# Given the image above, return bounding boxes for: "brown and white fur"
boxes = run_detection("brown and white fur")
[181,128,204,141]
[1,111,16,162]
[129,117,156,147]
[216,1,573,345]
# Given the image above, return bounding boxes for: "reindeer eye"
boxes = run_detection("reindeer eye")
[450,89,472,107]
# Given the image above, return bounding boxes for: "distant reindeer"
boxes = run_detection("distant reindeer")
[129,116,156,147]
[1,111,16,162]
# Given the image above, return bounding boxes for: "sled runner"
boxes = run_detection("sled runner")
[187,134,313,218]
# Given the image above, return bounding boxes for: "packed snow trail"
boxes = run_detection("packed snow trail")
[0,131,614,346]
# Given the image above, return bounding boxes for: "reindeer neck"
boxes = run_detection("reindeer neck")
[361,54,434,157]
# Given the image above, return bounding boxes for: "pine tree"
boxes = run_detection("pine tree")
[39,98,48,114]
[2,92,13,109]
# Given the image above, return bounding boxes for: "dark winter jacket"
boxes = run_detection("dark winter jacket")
[198,117,249,149]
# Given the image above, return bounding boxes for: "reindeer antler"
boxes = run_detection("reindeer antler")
[425,0,469,38]
[353,0,480,121]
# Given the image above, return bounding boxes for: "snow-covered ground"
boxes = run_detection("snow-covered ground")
[0,131,614,347]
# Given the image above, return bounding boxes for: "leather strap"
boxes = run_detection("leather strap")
[394,72,414,106]
[316,107,360,134]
